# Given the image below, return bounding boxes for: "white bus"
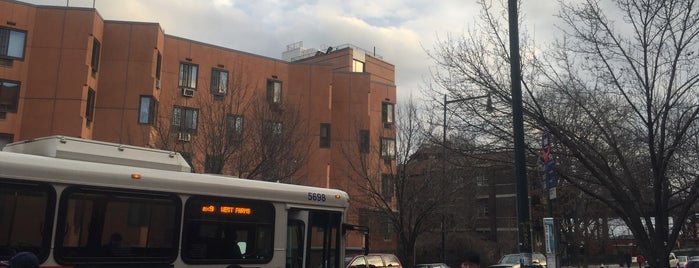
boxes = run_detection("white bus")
[0,136,354,268]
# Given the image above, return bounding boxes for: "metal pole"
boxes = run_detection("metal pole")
[440,93,490,264]
[441,94,447,264]
[507,0,533,267]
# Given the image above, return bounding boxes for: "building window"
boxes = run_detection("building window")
[226,114,243,142]
[382,102,394,126]
[172,106,198,132]
[265,121,282,136]
[155,52,162,80]
[211,68,228,95]
[0,27,27,60]
[0,80,20,114]
[478,202,489,217]
[0,133,13,150]
[85,88,96,126]
[381,219,392,241]
[266,80,282,105]
[139,96,157,124]
[381,174,393,200]
[476,175,489,186]
[380,138,396,160]
[352,59,365,72]
[90,38,101,75]
[359,130,369,153]
[320,123,330,148]
[178,63,198,89]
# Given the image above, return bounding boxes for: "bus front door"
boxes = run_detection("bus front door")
[287,210,342,268]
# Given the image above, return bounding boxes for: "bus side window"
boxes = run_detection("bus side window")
[0,180,56,263]
[54,187,181,264]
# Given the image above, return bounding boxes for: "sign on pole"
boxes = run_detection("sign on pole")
[543,217,558,268]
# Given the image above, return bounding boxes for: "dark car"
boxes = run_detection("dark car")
[345,254,402,268]
[489,253,547,268]
[686,258,699,268]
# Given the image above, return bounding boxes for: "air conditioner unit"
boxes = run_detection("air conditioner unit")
[182,88,195,97]
[178,132,191,142]
[155,79,161,89]
[383,122,393,129]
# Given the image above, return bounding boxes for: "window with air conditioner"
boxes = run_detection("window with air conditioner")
[0,27,27,60]
[182,88,195,97]
[211,68,228,96]
[178,63,198,89]
[178,132,191,142]
[172,106,198,133]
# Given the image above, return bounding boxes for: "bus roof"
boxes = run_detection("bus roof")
[3,136,192,172]
[0,136,349,209]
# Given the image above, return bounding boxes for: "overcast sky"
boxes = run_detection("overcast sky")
[19,0,561,102]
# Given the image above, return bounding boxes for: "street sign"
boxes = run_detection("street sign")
[543,218,558,267]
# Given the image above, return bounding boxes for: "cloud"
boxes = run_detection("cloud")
[18,0,561,102]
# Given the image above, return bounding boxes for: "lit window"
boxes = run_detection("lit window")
[352,59,365,72]
[138,96,156,124]
[266,80,282,105]
[320,123,330,148]
[0,27,27,60]
[85,88,96,125]
[0,80,20,113]
[382,102,394,125]
[179,63,198,89]
[380,138,395,160]
[172,106,198,132]
[211,69,228,95]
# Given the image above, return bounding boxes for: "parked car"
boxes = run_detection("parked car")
[685,258,699,268]
[417,263,450,268]
[345,253,402,268]
[678,256,689,268]
[670,253,680,268]
[488,253,547,268]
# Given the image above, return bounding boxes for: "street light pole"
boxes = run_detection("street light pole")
[441,93,491,264]
[507,0,533,267]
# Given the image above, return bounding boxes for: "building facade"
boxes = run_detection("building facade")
[0,0,397,252]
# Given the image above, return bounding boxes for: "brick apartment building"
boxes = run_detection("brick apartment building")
[0,0,397,252]
[405,145,548,255]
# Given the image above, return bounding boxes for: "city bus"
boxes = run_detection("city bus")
[0,136,352,268]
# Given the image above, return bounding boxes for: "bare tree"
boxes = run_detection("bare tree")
[151,65,311,182]
[339,97,472,266]
[427,0,699,266]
